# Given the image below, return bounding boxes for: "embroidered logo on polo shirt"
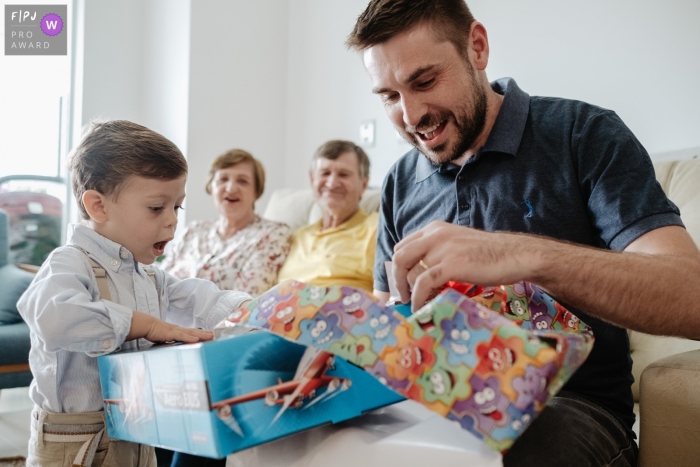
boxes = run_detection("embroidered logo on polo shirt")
[522,199,534,218]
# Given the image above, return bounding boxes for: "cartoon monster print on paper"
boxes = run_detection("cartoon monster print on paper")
[380,325,437,381]
[451,374,509,435]
[440,309,491,367]
[366,359,411,392]
[446,411,482,440]
[266,295,314,339]
[408,299,457,340]
[298,313,344,348]
[512,362,558,409]
[297,284,341,308]
[223,306,251,326]
[488,402,537,452]
[247,293,278,326]
[353,303,401,353]
[461,296,509,331]
[329,333,378,368]
[322,287,373,330]
[475,334,518,377]
[412,347,471,405]
[502,282,530,322]
[526,282,558,330]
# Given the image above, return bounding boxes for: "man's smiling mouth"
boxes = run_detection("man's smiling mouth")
[416,119,447,141]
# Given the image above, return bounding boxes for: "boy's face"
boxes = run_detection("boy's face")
[94,175,186,264]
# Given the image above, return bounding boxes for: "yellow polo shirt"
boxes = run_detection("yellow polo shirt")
[277,209,378,292]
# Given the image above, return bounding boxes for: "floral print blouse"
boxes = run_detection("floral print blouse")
[161,215,292,297]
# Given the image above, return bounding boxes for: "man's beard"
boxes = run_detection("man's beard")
[403,83,488,165]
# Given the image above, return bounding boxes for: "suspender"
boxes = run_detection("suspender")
[67,245,157,301]
[85,256,156,301]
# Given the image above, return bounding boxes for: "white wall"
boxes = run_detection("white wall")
[186,0,290,222]
[284,0,408,189]
[284,0,700,190]
[72,0,700,217]
[468,0,700,156]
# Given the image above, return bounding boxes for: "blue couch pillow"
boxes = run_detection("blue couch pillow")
[0,264,34,325]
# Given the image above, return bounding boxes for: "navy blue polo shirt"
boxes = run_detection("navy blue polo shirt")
[374,78,683,435]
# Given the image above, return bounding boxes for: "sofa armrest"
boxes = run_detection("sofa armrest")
[639,349,700,467]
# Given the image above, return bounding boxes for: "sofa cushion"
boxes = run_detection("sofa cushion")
[653,159,700,247]
[0,264,34,324]
[627,159,700,402]
[0,321,31,365]
[629,331,700,401]
[263,188,381,232]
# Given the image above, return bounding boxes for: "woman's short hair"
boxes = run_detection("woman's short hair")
[310,140,370,179]
[205,149,265,199]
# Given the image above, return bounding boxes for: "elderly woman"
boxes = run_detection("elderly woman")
[277,140,377,292]
[161,149,292,297]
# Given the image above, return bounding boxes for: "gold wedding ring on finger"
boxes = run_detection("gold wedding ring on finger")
[419,259,429,270]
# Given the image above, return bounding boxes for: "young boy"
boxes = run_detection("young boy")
[18,120,252,467]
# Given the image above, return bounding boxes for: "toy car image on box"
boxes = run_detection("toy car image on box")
[97,328,404,459]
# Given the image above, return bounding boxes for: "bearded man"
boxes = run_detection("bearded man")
[347,0,700,466]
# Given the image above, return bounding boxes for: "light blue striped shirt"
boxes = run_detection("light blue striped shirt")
[17,224,251,413]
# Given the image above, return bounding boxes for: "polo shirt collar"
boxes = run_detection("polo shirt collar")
[414,77,530,183]
[316,208,367,236]
[480,77,530,157]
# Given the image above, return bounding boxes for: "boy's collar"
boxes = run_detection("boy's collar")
[68,223,135,271]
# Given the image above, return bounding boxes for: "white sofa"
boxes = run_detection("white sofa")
[262,158,700,466]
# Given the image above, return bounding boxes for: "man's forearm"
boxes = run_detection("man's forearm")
[393,221,700,339]
[528,239,700,339]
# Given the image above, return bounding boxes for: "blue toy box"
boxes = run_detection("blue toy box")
[97,328,404,458]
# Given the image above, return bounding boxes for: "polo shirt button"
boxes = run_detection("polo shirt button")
[120,251,128,259]
[463,202,470,210]
[111,259,118,266]
[102,340,111,349]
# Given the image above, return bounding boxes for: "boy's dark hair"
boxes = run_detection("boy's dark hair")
[346,0,476,61]
[310,140,370,179]
[68,120,188,220]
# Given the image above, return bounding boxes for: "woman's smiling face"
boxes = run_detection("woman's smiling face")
[211,162,257,222]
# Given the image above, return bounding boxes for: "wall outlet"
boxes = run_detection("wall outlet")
[359,120,375,146]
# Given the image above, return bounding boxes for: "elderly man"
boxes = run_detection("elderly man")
[277,140,377,292]
[347,0,700,466]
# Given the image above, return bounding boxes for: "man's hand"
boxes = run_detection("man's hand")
[392,221,700,339]
[393,221,541,311]
[126,311,214,343]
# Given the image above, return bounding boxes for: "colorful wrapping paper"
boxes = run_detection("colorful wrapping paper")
[218,280,594,452]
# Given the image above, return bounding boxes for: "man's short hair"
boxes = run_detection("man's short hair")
[311,140,370,179]
[205,149,266,200]
[346,0,476,61]
[68,120,188,220]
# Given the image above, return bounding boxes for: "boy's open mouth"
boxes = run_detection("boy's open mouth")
[153,240,169,256]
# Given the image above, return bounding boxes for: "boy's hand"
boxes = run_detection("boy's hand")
[126,311,213,343]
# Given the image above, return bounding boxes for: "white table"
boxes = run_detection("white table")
[227,400,502,467]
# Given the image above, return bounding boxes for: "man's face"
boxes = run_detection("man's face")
[310,152,368,221]
[364,23,487,165]
[98,175,186,264]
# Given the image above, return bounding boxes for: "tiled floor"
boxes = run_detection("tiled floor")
[0,387,32,459]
